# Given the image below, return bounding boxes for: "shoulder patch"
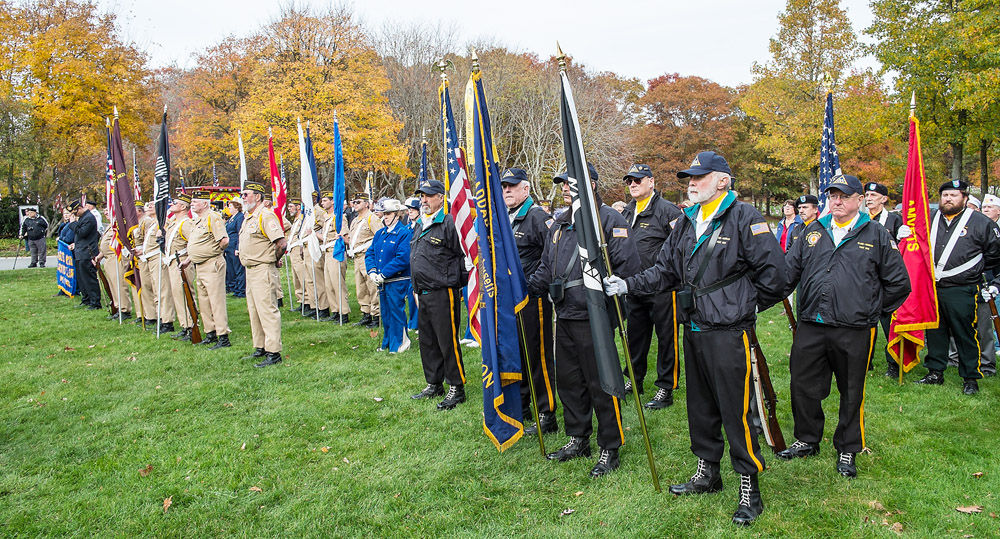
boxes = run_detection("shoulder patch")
[612,227,628,238]
[545,218,554,228]
[750,222,770,236]
[669,218,678,229]
[806,231,822,247]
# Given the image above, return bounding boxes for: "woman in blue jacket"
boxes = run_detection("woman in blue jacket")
[774,199,803,253]
[224,199,245,297]
[366,198,414,353]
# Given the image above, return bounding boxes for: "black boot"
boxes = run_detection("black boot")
[436,384,466,410]
[105,310,120,320]
[209,333,231,350]
[301,305,316,318]
[963,379,980,395]
[836,452,857,478]
[915,369,944,385]
[338,314,350,324]
[545,436,591,461]
[731,474,763,526]
[171,327,189,340]
[199,331,218,346]
[524,412,559,435]
[410,383,444,399]
[242,347,266,360]
[158,321,175,334]
[645,388,673,409]
[177,328,192,342]
[133,316,144,326]
[277,298,283,308]
[353,313,372,327]
[143,318,158,330]
[776,440,821,460]
[885,362,900,378]
[589,448,620,478]
[317,308,331,321]
[255,351,282,368]
[669,459,723,495]
[365,315,381,328]
[118,311,132,320]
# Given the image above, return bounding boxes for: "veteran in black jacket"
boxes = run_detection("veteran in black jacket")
[910,180,1000,395]
[502,168,558,436]
[528,165,640,479]
[69,199,101,309]
[409,180,469,410]
[619,164,683,409]
[779,174,910,480]
[605,151,787,527]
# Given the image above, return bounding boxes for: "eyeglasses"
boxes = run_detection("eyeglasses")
[625,177,646,185]
[827,193,859,201]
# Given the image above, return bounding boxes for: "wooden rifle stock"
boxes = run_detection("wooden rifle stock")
[782,298,797,335]
[989,297,1000,345]
[176,255,202,344]
[747,327,786,453]
[96,263,117,314]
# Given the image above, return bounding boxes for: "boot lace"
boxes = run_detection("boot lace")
[838,452,853,466]
[597,450,611,466]
[691,459,708,482]
[445,386,458,400]
[789,440,811,451]
[738,474,753,507]
[654,388,669,401]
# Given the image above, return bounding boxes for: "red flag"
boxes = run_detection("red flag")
[888,111,939,372]
[267,131,285,228]
[110,109,141,287]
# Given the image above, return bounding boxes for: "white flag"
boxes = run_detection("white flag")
[237,130,248,192]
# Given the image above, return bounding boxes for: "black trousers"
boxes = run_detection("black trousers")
[684,327,764,475]
[556,318,624,450]
[520,296,556,416]
[926,284,983,380]
[625,291,680,390]
[75,256,100,308]
[789,322,875,454]
[417,288,465,386]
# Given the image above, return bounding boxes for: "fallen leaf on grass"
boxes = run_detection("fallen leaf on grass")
[342,457,350,464]
[163,496,172,513]
[249,486,262,493]
[868,500,886,511]
[320,447,329,453]
[574,491,583,497]
[240,443,246,450]
[560,508,574,516]
[139,465,153,477]
[373,397,384,402]
[351,345,359,350]
[956,505,983,514]
[889,522,903,535]
[64,347,75,352]
[990,512,997,518]
[972,472,984,478]
[369,330,377,338]
[88,344,95,349]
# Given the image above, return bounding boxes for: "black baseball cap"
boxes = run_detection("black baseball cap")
[824,174,864,196]
[415,179,446,196]
[501,168,528,185]
[623,164,653,181]
[677,151,732,178]
[552,163,599,184]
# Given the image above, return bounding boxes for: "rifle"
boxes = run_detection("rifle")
[175,253,203,344]
[747,327,786,453]
[782,298,797,335]
[988,297,1000,347]
[96,262,117,314]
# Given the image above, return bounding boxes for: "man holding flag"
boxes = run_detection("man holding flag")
[239,181,287,368]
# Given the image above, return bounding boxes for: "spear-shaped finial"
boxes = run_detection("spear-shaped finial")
[434,57,451,81]
[471,48,480,73]
[421,127,427,145]
[163,104,167,114]
[334,109,338,122]
[268,126,273,138]
[909,91,916,117]
[556,42,567,71]
[306,120,310,129]
[105,117,110,128]
[113,105,119,119]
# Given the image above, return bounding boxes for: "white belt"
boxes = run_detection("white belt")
[936,254,983,281]
[139,250,159,262]
[347,240,372,257]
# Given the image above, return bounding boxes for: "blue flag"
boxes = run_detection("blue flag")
[331,116,347,262]
[469,68,526,452]
[305,125,321,201]
[818,91,841,214]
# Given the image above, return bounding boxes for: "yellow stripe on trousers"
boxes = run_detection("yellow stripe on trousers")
[448,288,466,384]
[860,327,876,449]
[741,331,764,472]
[537,298,555,409]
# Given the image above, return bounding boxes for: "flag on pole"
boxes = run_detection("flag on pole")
[267,129,285,228]
[178,167,187,193]
[305,123,320,203]
[105,119,115,219]
[418,133,429,192]
[132,147,142,202]
[559,62,625,398]
[818,91,841,215]
[439,75,482,343]
[469,66,526,452]
[331,113,347,262]
[364,170,373,201]
[212,161,218,187]
[238,130,248,192]
[297,120,316,234]
[888,98,939,372]
[109,108,141,287]
[153,109,171,252]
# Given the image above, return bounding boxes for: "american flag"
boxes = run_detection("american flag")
[132,147,142,201]
[212,161,218,186]
[818,91,841,214]
[439,79,481,342]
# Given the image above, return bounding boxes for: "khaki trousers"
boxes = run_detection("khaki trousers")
[313,255,328,310]
[246,263,282,352]
[149,255,175,323]
[353,252,379,315]
[324,253,351,315]
[196,254,229,335]
[290,247,315,306]
[168,260,195,328]
[138,259,157,319]
[102,257,132,313]
[288,247,304,303]
[271,264,283,300]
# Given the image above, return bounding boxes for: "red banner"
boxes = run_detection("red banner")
[887,114,939,372]
[267,132,285,228]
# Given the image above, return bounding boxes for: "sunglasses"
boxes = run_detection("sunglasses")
[625,177,646,185]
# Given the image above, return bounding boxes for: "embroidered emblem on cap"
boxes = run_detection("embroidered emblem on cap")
[629,165,640,173]
[691,156,701,167]
[868,183,876,190]
[799,196,807,203]
[832,174,848,185]
[953,180,961,187]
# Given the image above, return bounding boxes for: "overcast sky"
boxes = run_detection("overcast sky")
[97,0,877,87]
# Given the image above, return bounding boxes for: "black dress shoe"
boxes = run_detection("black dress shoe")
[199,331,218,345]
[836,452,857,478]
[885,362,900,378]
[524,412,559,435]
[254,351,282,367]
[436,384,466,410]
[365,315,381,328]
[301,305,316,318]
[158,322,175,334]
[963,379,980,395]
[317,308,332,321]
[143,318,158,329]
[731,474,764,526]
[277,298,283,308]
[645,388,673,409]
[410,383,444,399]
[87,305,101,310]
[589,448,620,478]
[546,436,591,461]
[242,348,266,360]
[353,313,372,327]
[669,459,723,495]
[339,314,350,324]
[209,334,231,350]
[171,328,189,340]
[915,370,944,385]
[776,440,820,460]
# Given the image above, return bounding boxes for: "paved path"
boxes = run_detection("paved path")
[0,255,58,270]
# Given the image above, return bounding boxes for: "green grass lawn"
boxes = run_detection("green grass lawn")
[0,237,58,257]
[1,267,998,536]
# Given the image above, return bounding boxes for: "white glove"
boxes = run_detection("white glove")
[369,272,384,285]
[603,275,628,296]
[896,225,912,241]
[982,285,998,302]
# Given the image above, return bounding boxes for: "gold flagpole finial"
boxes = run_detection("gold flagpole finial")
[556,42,568,72]
[471,48,480,73]
[434,58,452,82]
[421,127,427,145]
[909,91,916,117]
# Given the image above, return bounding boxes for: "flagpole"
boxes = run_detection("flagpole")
[117,256,124,324]
[557,44,659,492]
[902,90,917,386]
[516,313,546,457]
[156,257,163,339]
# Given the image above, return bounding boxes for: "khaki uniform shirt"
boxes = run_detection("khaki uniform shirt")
[239,205,285,267]
[321,211,348,251]
[133,215,154,252]
[99,225,118,258]
[347,211,382,256]
[187,209,227,264]
[165,214,193,260]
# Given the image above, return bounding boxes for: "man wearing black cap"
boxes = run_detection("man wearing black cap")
[786,195,819,252]
[902,180,1000,395]
[165,193,196,340]
[409,179,468,410]
[778,173,910,480]
[183,191,231,348]
[604,150,786,525]
[501,167,558,435]
[531,163,639,478]
[318,191,351,324]
[69,199,101,309]
[239,181,287,367]
[19,207,48,268]
[620,163,683,409]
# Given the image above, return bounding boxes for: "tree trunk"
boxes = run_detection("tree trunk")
[951,141,964,182]
[981,139,991,195]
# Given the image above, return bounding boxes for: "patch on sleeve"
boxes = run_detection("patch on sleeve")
[750,222,770,236]
[545,218,554,228]
[612,227,628,238]
[669,218,678,229]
